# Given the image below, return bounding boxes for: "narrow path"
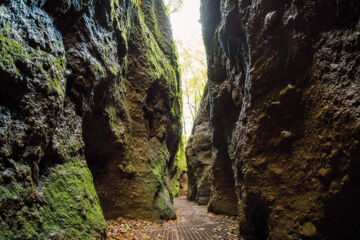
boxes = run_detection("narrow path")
[146,197,238,240]
[106,197,238,240]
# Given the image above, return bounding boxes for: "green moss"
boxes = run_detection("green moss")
[40,162,106,239]
[0,161,106,240]
[0,25,25,75]
[154,188,176,220]
[171,92,182,119]
[0,24,66,96]
[139,7,145,20]
[0,6,5,15]
[110,0,120,23]
[0,162,33,204]
[107,106,118,125]
[99,41,119,76]
[30,51,66,96]
[48,56,66,95]
[169,135,187,197]
[142,1,164,46]
[169,179,180,198]
[0,180,24,201]
[176,136,187,172]
[107,106,127,141]
[0,210,41,240]
[120,30,128,45]
[149,147,167,183]
[109,65,118,75]
[128,0,181,111]
[0,225,13,240]
[127,0,184,201]
[0,161,43,240]
[110,0,182,121]
[15,207,41,239]
[90,62,107,78]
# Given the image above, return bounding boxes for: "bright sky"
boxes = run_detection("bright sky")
[166,0,206,137]
[169,0,202,40]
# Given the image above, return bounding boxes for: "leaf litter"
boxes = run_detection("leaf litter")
[106,198,239,240]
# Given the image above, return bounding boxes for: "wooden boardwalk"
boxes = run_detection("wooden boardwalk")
[147,197,238,240]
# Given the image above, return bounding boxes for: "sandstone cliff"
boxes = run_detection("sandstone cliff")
[199,0,360,239]
[0,0,181,239]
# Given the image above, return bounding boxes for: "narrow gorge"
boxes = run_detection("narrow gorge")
[1,0,359,239]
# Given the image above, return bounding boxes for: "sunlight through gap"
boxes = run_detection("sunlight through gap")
[165,0,207,138]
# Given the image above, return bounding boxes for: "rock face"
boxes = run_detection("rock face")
[0,0,181,238]
[200,0,360,239]
[186,86,212,206]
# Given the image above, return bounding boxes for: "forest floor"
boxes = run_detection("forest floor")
[106,196,238,240]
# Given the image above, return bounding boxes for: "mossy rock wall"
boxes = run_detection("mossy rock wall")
[0,0,181,238]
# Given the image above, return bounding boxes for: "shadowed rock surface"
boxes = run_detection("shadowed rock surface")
[200,0,360,239]
[0,0,181,238]
[186,86,212,206]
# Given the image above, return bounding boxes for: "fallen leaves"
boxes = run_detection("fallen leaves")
[106,198,240,240]
[106,217,161,240]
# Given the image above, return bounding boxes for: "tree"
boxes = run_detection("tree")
[177,38,207,136]
[164,0,184,14]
